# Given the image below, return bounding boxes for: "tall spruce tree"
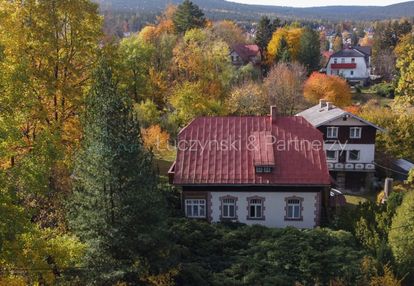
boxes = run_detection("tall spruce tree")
[68,58,166,284]
[173,0,206,34]
[298,27,321,73]
[255,16,280,56]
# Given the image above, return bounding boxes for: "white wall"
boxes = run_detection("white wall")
[324,143,375,163]
[210,191,318,229]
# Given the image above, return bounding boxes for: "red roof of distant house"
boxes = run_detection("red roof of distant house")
[231,44,260,62]
[171,115,330,186]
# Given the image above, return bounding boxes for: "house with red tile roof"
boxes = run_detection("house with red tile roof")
[169,107,331,228]
[230,44,261,67]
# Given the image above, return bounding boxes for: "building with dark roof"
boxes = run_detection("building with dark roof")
[169,107,330,228]
[298,100,383,192]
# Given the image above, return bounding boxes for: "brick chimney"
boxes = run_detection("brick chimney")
[270,106,277,123]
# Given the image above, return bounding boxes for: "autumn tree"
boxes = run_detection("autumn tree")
[304,72,352,107]
[118,35,155,101]
[333,35,343,52]
[255,16,280,57]
[263,63,307,115]
[298,27,321,73]
[172,28,235,100]
[173,0,206,34]
[395,33,414,101]
[372,19,412,80]
[267,27,303,63]
[212,20,247,47]
[0,0,102,228]
[389,190,414,282]
[226,81,268,116]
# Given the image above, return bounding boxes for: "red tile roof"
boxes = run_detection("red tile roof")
[172,115,330,186]
[231,44,260,62]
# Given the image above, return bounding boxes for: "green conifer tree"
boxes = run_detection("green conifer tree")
[68,58,166,284]
[173,0,206,34]
[298,27,321,73]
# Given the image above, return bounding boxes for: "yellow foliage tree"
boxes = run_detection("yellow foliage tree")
[266,27,304,63]
[142,125,172,158]
[303,72,352,107]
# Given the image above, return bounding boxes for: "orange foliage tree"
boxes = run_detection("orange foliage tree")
[142,125,171,157]
[303,72,352,107]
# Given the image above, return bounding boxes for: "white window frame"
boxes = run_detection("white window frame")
[350,70,354,76]
[350,127,362,139]
[326,150,338,161]
[248,198,263,219]
[327,127,339,139]
[185,199,206,218]
[348,150,360,161]
[286,198,302,220]
[222,198,236,218]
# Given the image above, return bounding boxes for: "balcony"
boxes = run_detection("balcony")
[331,63,356,69]
[327,162,375,172]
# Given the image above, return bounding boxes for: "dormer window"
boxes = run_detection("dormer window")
[256,166,273,173]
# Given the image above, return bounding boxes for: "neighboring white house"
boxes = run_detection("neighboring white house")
[298,100,383,192]
[326,46,372,85]
[169,107,331,228]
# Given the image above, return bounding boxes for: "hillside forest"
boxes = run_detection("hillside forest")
[1,0,414,285]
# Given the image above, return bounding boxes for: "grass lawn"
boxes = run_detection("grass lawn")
[352,91,393,107]
[344,193,378,207]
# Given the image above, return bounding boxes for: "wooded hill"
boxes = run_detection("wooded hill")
[95,0,414,21]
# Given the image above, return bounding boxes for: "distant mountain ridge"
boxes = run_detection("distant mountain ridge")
[95,0,414,21]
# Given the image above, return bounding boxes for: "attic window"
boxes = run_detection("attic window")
[256,166,273,173]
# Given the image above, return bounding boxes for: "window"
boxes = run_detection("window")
[348,150,360,161]
[326,150,337,161]
[285,198,302,220]
[185,199,206,218]
[221,198,236,218]
[334,58,338,64]
[341,58,345,63]
[350,70,354,76]
[248,198,264,219]
[351,58,355,63]
[256,166,273,173]
[350,127,362,139]
[327,127,339,138]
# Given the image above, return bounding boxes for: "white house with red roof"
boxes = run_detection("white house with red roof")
[326,46,372,85]
[169,107,331,228]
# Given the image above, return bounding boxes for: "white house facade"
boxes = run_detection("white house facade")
[208,191,320,228]
[326,47,372,85]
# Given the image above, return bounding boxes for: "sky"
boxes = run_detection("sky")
[227,0,406,7]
